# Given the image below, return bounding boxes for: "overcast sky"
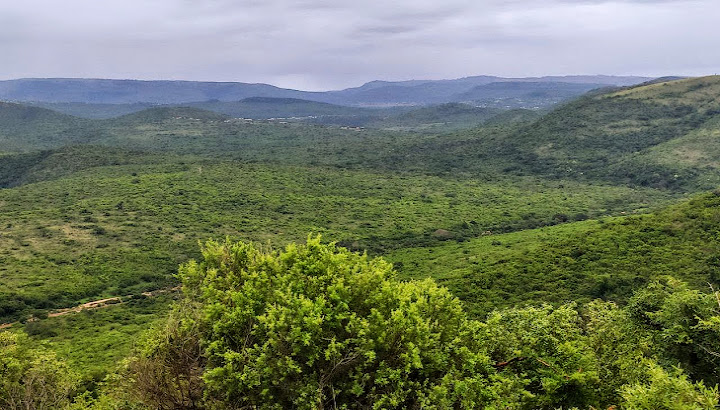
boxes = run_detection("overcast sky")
[0,0,717,90]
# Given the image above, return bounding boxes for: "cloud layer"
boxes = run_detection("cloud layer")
[0,0,716,90]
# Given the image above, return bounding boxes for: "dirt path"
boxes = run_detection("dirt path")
[0,286,180,330]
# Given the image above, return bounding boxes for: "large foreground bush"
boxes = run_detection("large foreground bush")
[121,236,718,409]
[177,236,520,409]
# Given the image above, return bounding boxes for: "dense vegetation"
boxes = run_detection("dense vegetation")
[0,150,669,323]
[389,190,720,316]
[5,238,718,409]
[2,75,720,408]
[379,76,720,190]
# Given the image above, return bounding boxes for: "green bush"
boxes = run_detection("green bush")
[0,332,78,409]
[173,236,520,409]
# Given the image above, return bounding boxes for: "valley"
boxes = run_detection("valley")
[2,75,720,408]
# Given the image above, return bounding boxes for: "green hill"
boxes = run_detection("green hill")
[0,102,401,161]
[0,150,672,323]
[109,106,229,124]
[5,76,720,402]
[454,81,606,108]
[378,76,720,190]
[507,76,720,188]
[27,101,156,119]
[388,190,720,316]
[188,97,381,120]
[0,146,165,188]
[12,76,719,185]
[369,103,504,131]
[0,102,90,151]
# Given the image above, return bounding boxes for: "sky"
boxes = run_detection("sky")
[0,0,717,90]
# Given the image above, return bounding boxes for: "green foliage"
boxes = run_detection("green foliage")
[379,76,720,191]
[620,363,718,409]
[627,278,720,385]
[0,146,166,188]
[21,295,174,382]
[389,191,720,316]
[126,302,205,409]
[3,75,720,403]
[0,102,90,152]
[479,304,602,408]
[0,331,78,409]
[0,150,668,322]
[176,236,518,409]
[127,237,720,409]
[583,300,654,403]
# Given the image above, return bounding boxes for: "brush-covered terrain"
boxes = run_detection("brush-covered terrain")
[2,76,720,409]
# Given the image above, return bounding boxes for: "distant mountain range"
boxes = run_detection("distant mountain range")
[0,75,652,107]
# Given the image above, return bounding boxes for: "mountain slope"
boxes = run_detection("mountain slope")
[185,97,382,120]
[507,76,720,188]
[108,106,229,124]
[0,75,651,106]
[0,146,163,188]
[369,103,503,131]
[0,78,325,104]
[388,190,720,316]
[377,76,720,190]
[324,75,649,106]
[0,153,670,322]
[0,102,91,151]
[27,101,156,119]
[454,81,607,108]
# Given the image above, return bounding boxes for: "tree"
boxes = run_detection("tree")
[478,304,602,409]
[176,236,519,409]
[129,237,720,409]
[626,277,720,385]
[127,302,205,410]
[620,363,718,409]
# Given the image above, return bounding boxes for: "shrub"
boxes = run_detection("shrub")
[174,236,519,409]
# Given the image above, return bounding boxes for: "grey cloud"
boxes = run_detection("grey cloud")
[0,0,717,89]
[354,25,421,35]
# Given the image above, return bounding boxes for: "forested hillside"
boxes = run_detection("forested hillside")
[389,190,720,316]
[376,77,720,186]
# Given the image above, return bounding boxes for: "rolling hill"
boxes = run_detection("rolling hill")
[368,103,504,131]
[454,81,608,108]
[28,98,394,122]
[187,97,376,119]
[4,74,720,404]
[378,76,720,191]
[507,76,720,188]
[388,190,720,317]
[0,75,650,107]
[0,102,91,151]
[0,149,670,323]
